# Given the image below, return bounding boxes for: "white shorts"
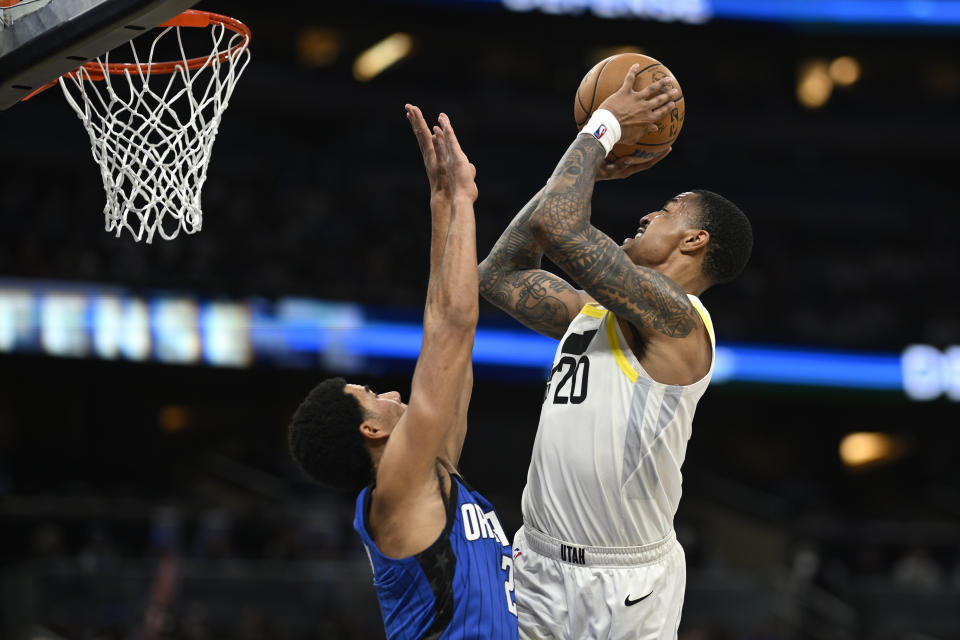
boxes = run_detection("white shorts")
[512,525,686,640]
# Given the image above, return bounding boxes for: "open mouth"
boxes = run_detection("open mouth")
[624,227,645,246]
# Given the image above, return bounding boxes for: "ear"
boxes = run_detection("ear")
[680,229,709,255]
[359,419,389,442]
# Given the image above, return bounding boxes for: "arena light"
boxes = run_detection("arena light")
[797,60,833,109]
[498,0,960,26]
[39,293,88,357]
[296,27,341,68]
[158,405,193,433]
[501,0,711,23]
[0,287,32,351]
[829,56,861,86]
[902,344,960,401]
[0,277,953,398]
[121,299,151,362]
[713,345,902,389]
[708,0,960,25]
[839,432,905,470]
[353,33,413,82]
[202,303,253,368]
[152,298,201,364]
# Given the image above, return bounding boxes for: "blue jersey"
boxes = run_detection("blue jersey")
[354,472,519,640]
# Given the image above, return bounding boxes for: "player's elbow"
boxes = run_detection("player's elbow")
[426,294,478,333]
[478,258,496,290]
[447,300,479,331]
[528,213,557,251]
[423,313,476,351]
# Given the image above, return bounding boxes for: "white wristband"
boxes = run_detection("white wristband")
[579,108,622,155]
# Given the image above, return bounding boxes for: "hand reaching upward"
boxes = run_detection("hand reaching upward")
[406,104,450,205]
[433,113,478,204]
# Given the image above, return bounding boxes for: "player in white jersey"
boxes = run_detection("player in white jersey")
[479,66,753,639]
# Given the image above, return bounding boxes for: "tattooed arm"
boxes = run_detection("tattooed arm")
[528,135,699,339]
[525,66,700,344]
[478,189,593,340]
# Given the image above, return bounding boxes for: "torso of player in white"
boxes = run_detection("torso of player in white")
[522,298,715,548]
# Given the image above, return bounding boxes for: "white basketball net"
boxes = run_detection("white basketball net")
[59,19,251,243]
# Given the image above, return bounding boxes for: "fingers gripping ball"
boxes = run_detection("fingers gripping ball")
[574,53,684,161]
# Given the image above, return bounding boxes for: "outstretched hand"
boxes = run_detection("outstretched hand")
[406,104,449,203]
[596,147,672,181]
[432,113,478,204]
[597,65,680,145]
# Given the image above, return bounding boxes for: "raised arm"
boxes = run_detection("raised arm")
[478,190,590,340]
[375,111,479,503]
[528,69,700,339]
[406,104,473,467]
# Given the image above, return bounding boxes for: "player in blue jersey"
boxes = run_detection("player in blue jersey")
[288,107,519,640]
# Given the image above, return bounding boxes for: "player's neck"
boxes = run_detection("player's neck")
[658,263,709,297]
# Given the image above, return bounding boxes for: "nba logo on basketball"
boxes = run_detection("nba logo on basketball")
[593,124,607,139]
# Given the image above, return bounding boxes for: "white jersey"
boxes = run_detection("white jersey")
[521,296,715,548]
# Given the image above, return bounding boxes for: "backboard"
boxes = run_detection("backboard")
[0,0,200,109]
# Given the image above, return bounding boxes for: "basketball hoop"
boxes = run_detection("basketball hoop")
[48,10,252,242]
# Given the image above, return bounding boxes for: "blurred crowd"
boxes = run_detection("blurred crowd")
[3,497,959,639]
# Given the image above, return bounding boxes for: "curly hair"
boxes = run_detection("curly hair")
[689,189,753,285]
[288,377,374,492]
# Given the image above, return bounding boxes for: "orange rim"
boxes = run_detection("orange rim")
[73,10,251,81]
[21,9,250,100]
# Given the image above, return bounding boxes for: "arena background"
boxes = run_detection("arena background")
[1,0,959,638]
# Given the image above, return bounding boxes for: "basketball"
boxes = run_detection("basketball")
[574,53,684,161]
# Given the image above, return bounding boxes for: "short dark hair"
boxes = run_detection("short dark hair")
[288,377,373,492]
[689,189,753,284]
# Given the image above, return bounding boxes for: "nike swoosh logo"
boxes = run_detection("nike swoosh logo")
[624,592,652,606]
